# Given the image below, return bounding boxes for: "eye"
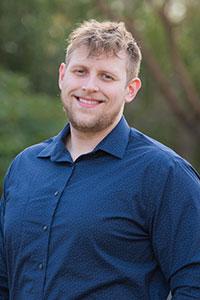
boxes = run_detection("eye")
[101,73,114,81]
[73,69,86,76]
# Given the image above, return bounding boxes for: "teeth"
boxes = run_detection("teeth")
[79,98,99,105]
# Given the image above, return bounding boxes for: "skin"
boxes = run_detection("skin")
[59,46,141,160]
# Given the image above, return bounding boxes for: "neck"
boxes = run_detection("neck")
[66,120,120,161]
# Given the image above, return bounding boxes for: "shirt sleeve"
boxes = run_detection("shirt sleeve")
[150,159,200,299]
[0,168,10,300]
[0,193,9,299]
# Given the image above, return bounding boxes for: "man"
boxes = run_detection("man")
[1,20,200,300]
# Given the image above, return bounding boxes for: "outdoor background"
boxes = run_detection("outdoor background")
[0,0,200,191]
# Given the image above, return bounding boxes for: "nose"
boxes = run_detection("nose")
[81,76,99,93]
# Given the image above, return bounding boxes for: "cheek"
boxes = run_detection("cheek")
[62,77,73,89]
[60,83,73,99]
[106,86,126,101]
[103,85,118,98]
[61,74,80,89]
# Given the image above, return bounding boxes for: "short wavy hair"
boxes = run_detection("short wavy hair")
[65,20,142,80]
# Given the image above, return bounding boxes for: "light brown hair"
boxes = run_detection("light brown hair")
[65,20,142,80]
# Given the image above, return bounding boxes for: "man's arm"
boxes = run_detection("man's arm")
[150,160,200,299]
[0,192,9,300]
[0,164,12,300]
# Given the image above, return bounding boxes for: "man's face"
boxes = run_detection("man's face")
[59,46,141,134]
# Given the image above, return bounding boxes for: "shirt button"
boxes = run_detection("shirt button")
[38,263,43,270]
[43,225,48,231]
[54,191,59,196]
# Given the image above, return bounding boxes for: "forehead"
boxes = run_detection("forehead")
[67,46,128,73]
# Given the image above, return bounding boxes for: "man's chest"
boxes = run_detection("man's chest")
[4,157,150,263]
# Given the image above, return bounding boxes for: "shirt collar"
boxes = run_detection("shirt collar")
[37,116,130,162]
[37,125,71,162]
[94,116,130,159]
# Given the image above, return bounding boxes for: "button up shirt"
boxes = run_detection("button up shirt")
[1,117,200,299]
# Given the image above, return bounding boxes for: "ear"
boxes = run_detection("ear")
[125,78,141,103]
[58,63,66,90]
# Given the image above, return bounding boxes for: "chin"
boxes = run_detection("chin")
[72,123,102,133]
[70,118,110,133]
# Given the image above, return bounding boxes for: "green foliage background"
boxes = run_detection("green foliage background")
[0,0,200,191]
[0,69,65,187]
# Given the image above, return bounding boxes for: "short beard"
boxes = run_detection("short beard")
[65,107,121,134]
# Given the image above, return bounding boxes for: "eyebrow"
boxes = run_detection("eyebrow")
[69,64,119,78]
[70,64,86,68]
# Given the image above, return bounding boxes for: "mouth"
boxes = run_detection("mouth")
[74,96,104,108]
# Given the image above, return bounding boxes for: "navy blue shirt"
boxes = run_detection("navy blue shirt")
[1,117,200,299]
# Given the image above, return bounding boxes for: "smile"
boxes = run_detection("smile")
[74,96,104,108]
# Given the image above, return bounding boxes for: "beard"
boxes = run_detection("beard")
[62,101,124,134]
[65,106,121,133]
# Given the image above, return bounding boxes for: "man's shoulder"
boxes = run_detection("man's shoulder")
[2,136,56,189]
[128,127,200,196]
[129,127,175,156]
[8,136,56,174]
[128,127,193,171]
[17,136,55,159]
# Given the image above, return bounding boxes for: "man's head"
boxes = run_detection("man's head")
[59,20,142,135]
[65,20,142,81]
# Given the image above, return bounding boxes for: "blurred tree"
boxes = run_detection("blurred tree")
[0,68,65,191]
[0,0,95,95]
